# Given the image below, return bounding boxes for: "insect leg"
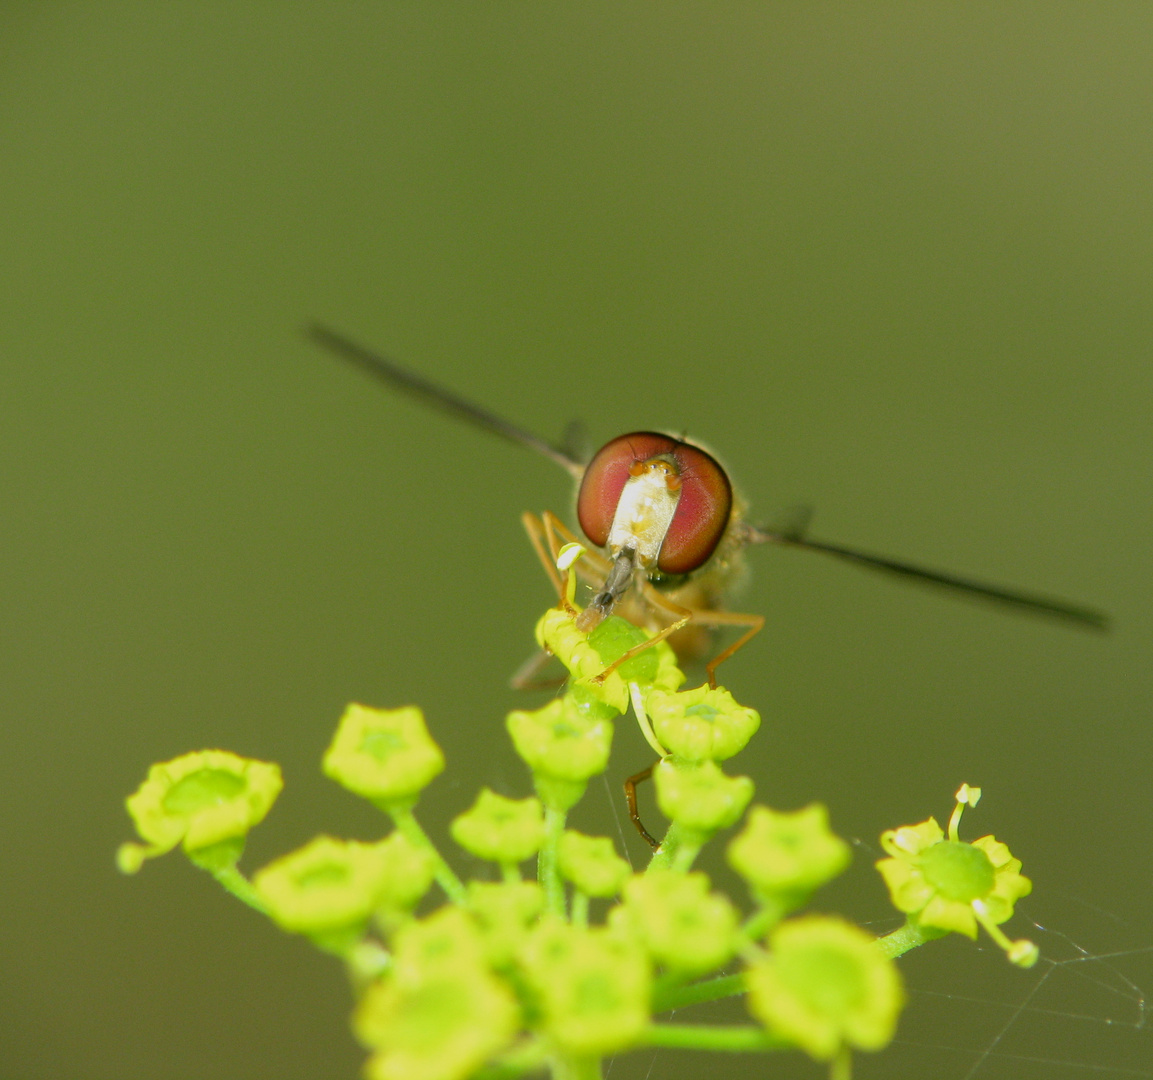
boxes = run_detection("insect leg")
[595,590,692,681]
[509,648,567,692]
[520,511,565,599]
[690,609,766,689]
[624,763,661,850]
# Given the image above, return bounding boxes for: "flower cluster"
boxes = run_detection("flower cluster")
[537,597,760,861]
[119,585,1044,1079]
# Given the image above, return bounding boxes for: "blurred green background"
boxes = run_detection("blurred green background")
[1,6,1150,1079]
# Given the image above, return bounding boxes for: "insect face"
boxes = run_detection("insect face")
[576,432,733,576]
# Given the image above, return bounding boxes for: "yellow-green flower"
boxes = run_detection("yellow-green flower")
[392,906,489,973]
[520,919,651,1056]
[652,758,753,838]
[374,830,438,913]
[505,698,613,785]
[358,969,519,1080]
[535,607,629,712]
[586,615,686,692]
[612,870,739,975]
[650,641,687,693]
[356,908,519,1080]
[876,786,1036,966]
[647,684,759,762]
[254,835,392,942]
[746,916,904,1062]
[118,750,282,873]
[322,704,444,807]
[727,803,850,906]
[467,880,545,967]
[588,615,660,683]
[451,789,545,866]
[556,831,632,898]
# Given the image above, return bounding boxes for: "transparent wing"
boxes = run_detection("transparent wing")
[743,521,1109,631]
[306,324,585,479]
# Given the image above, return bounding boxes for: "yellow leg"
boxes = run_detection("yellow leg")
[634,579,765,688]
[520,511,565,598]
[690,609,766,688]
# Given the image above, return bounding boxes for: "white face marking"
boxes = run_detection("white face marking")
[605,461,681,568]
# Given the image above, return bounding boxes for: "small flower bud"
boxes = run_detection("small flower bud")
[322,704,445,808]
[613,870,739,975]
[746,916,904,1061]
[451,789,545,865]
[727,804,850,905]
[356,908,519,1080]
[254,836,394,944]
[556,831,632,898]
[535,608,630,712]
[652,758,753,838]
[520,919,651,1056]
[505,698,613,785]
[467,880,545,967]
[647,684,760,762]
[375,830,438,913]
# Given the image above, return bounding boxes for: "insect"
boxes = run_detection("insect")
[308,326,1108,849]
[306,323,1108,684]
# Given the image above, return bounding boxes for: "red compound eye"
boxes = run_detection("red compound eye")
[577,431,733,575]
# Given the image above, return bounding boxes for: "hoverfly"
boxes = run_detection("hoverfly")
[308,325,1108,849]
[307,323,1107,690]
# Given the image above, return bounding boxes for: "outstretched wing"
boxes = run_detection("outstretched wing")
[307,324,585,480]
[743,521,1109,630]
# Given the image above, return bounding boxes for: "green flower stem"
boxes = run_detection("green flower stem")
[741,897,789,942]
[646,822,699,873]
[643,1024,787,1052]
[539,805,567,915]
[500,862,522,884]
[570,890,589,928]
[347,940,391,988]
[475,1039,549,1079]
[646,825,678,871]
[876,919,947,959]
[388,806,466,905]
[550,1053,602,1080]
[668,839,702,873]
[210,864,268,914]
[652,970,689,1001]
[652,971,746,1012]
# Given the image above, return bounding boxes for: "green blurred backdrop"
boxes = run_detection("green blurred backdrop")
[1,6,1149,1079]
